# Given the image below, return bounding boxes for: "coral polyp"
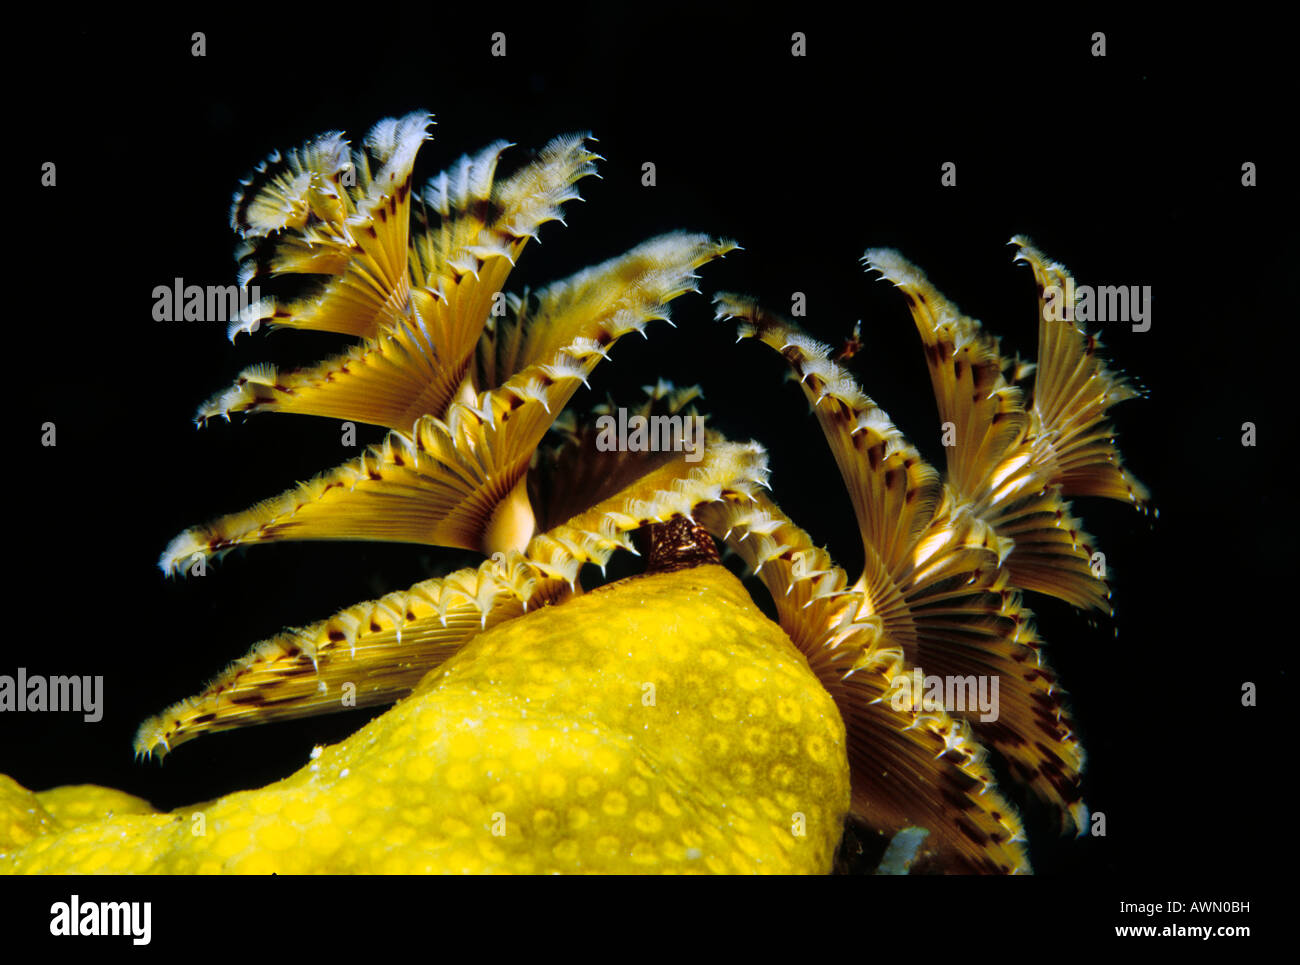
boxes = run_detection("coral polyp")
[0,112,1147,875]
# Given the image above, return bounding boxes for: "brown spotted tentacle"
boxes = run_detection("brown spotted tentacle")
[699,493,1030,873]
[164,235,737,572]
[206,130,602,426]
[143,431,769,756]
[135,552,570,759]
[715,290,1090,833]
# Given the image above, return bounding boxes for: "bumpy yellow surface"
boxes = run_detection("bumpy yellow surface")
[2,565,850,873]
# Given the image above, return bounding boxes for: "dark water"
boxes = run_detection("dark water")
[7,10,1288,902]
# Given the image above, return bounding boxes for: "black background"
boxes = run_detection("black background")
[5,5,1290,906]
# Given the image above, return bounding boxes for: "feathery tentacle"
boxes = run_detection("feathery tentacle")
[715,286,1093,831]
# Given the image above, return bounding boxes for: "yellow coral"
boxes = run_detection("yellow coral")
[1,775,60,852]
[4,567,848,874]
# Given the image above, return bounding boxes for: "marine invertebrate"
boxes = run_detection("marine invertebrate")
[0,112,1147,874]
